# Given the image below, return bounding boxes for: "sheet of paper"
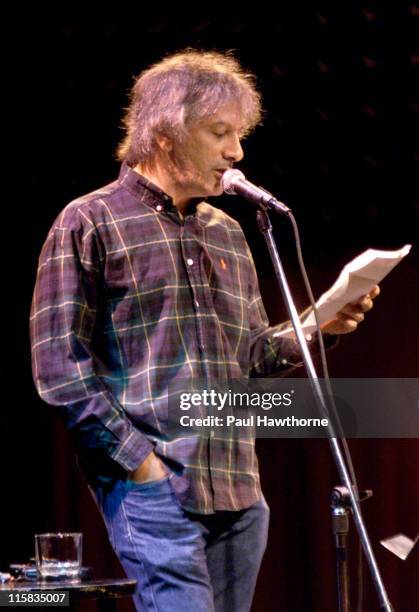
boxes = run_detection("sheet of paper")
[273,244,412,339]
[380,533,418,560]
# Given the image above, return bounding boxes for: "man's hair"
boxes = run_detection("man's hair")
[116,49,262,166]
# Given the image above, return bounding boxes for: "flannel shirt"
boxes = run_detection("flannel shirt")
[30,163,326,513]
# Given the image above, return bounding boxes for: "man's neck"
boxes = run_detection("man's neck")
[134,163,191,216]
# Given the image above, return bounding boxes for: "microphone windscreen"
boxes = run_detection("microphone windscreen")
[221,169,245,195]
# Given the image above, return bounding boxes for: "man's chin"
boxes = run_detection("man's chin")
[209,182,224,197]
[188,178,224,200]
[194,188,223,200]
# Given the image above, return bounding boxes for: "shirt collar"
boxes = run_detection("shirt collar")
[118,161,176,211]
[118,161,214,223]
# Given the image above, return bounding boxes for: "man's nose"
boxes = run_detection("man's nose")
[224,134,244,163]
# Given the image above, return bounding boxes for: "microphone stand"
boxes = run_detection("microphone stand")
[330,486,374,612]
[255,207,394,611]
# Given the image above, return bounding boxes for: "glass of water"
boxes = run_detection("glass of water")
[35,533,82,581]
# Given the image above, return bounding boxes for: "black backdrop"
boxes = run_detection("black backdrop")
[3,5,418,611]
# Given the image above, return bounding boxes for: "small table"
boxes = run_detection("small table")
[0,578,137,611]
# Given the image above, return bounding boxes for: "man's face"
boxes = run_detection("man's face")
[169,102,245,199]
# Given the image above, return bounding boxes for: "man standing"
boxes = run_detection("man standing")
[30,50,379,611]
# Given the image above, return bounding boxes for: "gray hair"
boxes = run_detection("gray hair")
[116,49,262,166]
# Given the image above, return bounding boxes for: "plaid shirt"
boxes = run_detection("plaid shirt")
[30,163,322,513]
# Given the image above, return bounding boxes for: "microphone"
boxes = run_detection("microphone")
[221,169,291,215]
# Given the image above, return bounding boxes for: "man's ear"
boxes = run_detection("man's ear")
[155,134,173,153]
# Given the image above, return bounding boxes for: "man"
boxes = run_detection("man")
[30,50,379,611]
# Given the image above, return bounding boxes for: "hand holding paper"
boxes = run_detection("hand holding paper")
[321,284,380,335]
[274,244,412,338]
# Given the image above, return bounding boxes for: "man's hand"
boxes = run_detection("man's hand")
[127,451,167,484]
[321,285,380,335]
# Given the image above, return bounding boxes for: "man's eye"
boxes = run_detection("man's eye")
[213,132,227,138]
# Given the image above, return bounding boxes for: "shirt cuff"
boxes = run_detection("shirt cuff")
[110,428,155,472]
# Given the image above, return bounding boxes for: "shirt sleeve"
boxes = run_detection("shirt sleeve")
[245,245,338,377]
[30,204,154,472]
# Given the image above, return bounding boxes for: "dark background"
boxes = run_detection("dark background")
[3,4,418,611]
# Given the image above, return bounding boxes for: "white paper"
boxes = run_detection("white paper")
[274,244,412,339]
[380,533,418,560]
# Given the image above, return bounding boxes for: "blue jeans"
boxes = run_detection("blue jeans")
[94,475,270,612]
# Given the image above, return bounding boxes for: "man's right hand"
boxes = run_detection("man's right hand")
[127,451,167,484]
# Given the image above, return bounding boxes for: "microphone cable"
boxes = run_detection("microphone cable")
[287,210,365,612]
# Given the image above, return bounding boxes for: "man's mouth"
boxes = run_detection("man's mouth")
[214,168,230,177]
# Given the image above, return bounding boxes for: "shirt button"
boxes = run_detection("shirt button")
[195,300,200,308]
[199,344,205,352]
[187,258,194,266]
[306,334,313,342]
[210,430,215,438]
[156,204,163,212]
[281,358,288,365]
